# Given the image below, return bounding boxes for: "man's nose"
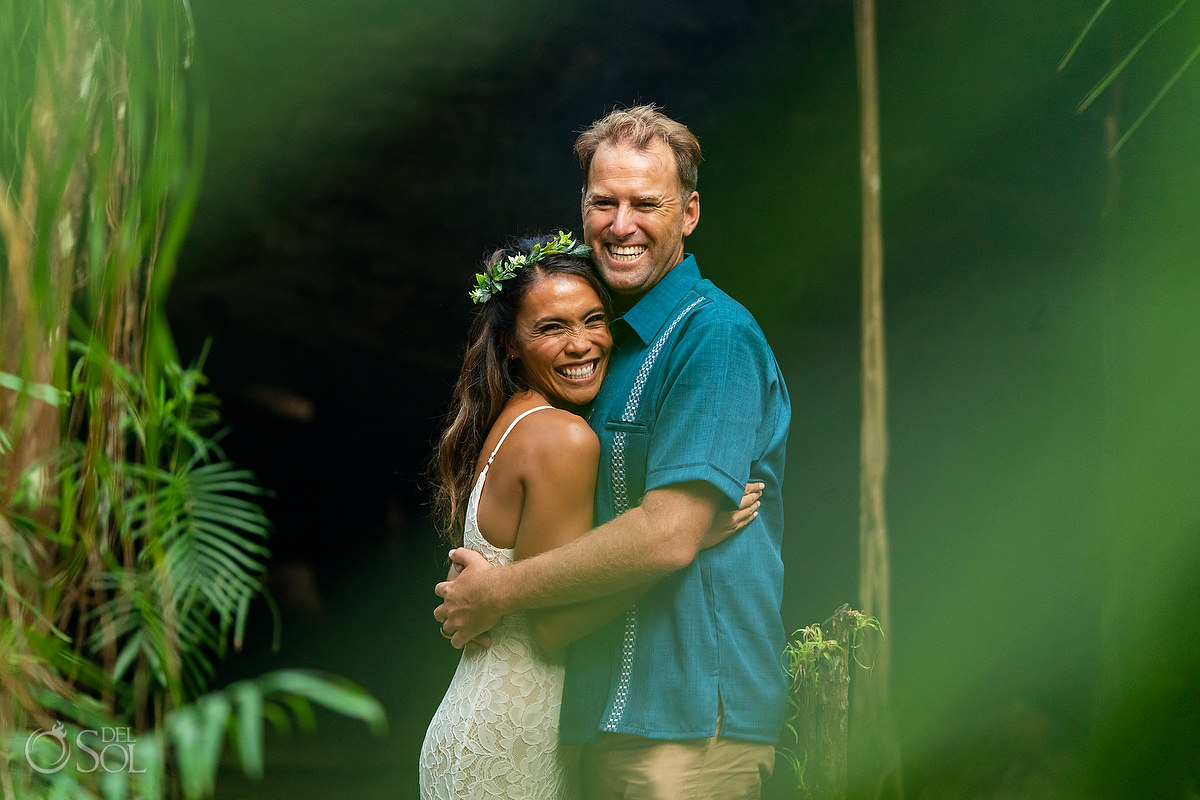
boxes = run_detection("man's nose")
[611,204,637,237]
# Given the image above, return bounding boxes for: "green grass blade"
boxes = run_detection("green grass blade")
[1058,0,1115,71]
[1077,0,1189,111]
[1110,39,1200,155]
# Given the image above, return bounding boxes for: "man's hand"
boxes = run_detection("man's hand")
[701,481,763,550]
[434,547,503,649]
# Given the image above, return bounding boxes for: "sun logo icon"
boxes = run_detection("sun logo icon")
[25,721,71,774]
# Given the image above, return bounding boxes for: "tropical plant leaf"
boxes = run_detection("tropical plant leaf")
[170,692,230,799]
[1058,0,1116,71]
[159,669,386,798]
[1109,38,1200,154]
[231,681,265,779]
[1062,0,1199,154]
[254,670,389,735]
[0,371,70,405]
[1076,0,1189,112]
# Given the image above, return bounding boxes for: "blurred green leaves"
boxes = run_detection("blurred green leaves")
[1060,0,1200,154]
[1,2,387,796]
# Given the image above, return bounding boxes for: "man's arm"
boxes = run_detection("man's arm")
[525,480,762,653]
[434,480,722,648]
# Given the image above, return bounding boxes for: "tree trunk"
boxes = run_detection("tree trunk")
[796,607,855,800]
[851,1,904,797]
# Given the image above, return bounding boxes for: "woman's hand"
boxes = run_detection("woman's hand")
[701,481,764,550]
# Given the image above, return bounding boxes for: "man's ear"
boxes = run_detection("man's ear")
[682,191,700,237]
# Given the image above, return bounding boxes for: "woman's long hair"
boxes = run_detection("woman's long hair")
[429,235,610,544]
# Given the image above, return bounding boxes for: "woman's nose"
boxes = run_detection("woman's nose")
[564,328,590,353]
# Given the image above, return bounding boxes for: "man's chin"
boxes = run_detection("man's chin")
[597,261,643,289]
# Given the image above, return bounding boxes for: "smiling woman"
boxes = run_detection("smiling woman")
[507,273,612,411]
[429,232,612,544]
[420,233,611,798]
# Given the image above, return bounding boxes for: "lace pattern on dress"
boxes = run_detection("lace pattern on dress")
[418,406,578,799]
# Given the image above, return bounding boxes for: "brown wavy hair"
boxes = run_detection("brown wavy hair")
[429,235,610,544]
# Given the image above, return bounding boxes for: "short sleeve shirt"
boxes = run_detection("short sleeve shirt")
[560,256,791,744]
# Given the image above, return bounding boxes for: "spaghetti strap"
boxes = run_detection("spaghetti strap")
[486,405,554,466]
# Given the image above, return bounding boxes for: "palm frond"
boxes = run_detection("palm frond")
[1061,0,1199,154]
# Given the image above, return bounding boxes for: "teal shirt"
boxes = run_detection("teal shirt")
[561,256,791,744]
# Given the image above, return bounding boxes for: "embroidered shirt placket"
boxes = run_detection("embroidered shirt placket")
[602,296,704,731]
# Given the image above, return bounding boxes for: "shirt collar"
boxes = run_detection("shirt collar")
[615,255,701,346]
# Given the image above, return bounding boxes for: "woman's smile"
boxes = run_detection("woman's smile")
[509,273,612,410]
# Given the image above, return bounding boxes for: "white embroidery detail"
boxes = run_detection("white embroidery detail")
[603,297,705,731]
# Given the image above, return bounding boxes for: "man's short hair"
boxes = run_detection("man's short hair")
[574,104,702,197]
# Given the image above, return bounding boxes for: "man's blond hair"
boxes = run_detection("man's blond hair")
[574,104,702,196]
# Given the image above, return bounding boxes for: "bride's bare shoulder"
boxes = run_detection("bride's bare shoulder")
[521,407,598,460]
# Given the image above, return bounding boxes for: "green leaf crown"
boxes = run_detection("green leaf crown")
[469,231,591,304]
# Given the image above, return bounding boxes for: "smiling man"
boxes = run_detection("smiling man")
[579,134,698,308]
[436,105,791,799]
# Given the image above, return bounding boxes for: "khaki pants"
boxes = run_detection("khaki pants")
[579,732,775,800]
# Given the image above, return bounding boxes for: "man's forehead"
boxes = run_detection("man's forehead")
[585,141,680,195]
[584,183,674,200]
[595,139,673,168]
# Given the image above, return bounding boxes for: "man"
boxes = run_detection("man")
[435,105,790,799]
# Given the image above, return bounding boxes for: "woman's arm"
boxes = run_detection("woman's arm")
[509,413,607,650]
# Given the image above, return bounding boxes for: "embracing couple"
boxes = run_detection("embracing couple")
[419,105,791,800]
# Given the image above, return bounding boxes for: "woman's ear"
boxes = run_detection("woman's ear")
[505,343,518,361]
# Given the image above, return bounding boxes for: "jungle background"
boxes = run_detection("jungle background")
[4,0,1198,797]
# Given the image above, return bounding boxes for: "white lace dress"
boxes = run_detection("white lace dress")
[419,406,579,800]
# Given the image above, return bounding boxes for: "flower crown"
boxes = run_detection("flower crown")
[469,231,591,304]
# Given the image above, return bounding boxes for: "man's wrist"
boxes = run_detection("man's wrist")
[480,560,515,616]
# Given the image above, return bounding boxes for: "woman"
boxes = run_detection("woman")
[418,233,758,799]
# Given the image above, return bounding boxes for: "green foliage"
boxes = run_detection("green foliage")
[0,372,70,407]
[1060,0,1200,154]
[165,669,386,799]
[64,341,272,706]
[468,230,591,304]
[6,670,386,799]
[0,2,386,796]
[778,607,882,791]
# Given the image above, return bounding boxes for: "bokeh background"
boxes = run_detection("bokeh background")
[161,1,1199,797]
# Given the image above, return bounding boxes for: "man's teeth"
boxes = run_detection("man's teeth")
[609,245,646,261]
[559,363,596,379]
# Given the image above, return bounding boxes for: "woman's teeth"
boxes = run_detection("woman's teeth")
[558,362,596,379]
